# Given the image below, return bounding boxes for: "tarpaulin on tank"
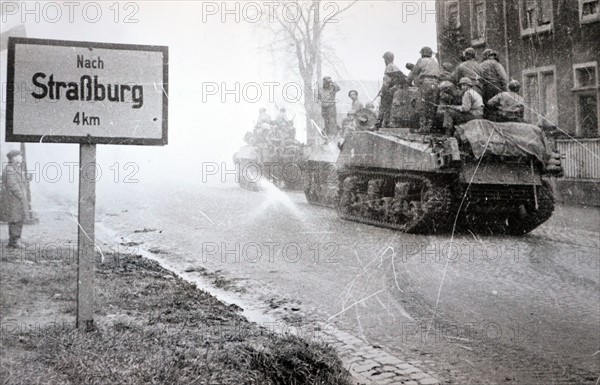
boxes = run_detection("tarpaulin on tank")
[455,120,548,165]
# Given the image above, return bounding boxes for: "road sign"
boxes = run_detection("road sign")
[6,37,168,145]
[4,38,169,330]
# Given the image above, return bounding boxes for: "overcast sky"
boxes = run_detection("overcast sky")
[1,1,437,195]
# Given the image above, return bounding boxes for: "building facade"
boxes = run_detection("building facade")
[436,0,600,206]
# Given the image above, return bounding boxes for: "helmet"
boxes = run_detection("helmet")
[438,81,454,91]
[459,77,473,87]
[482,49,493,60]
[355,108,378,130]
[383,51,394,61]
[6,150,22,159]
[406,63,415,71]
[463,47,476,59]
[442,62,453,72]
[348,89,358,97]
[420,46,433,57]
[508,80,521,92]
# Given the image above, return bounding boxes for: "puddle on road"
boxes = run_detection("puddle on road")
[95,222,279,327]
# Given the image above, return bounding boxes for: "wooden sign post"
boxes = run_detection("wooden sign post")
[77,143,97,330]
[5,38,168,329]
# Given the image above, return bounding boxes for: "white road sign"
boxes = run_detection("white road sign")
[6,37,168,145]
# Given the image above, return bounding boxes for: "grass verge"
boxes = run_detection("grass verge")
[1,251,352,385]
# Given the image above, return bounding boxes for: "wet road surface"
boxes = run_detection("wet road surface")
[90,180,599,384]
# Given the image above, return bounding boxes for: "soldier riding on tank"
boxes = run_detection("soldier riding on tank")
[407,46,441,133]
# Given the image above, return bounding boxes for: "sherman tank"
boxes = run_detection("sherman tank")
[334,120,562,235]
[302,119,563,234]
[303,74,562,235]
[233,122,305,191]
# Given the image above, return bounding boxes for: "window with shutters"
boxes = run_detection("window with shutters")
[445,1,460,29]
[523,66,558,129]
[580,0,600,23]
[573,63,599,137]
[519,0,553,36]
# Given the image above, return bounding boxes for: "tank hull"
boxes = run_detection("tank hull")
[306,120,560,235]
[234,143,305,191]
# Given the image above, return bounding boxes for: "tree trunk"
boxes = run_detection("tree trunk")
[303,74,318,146]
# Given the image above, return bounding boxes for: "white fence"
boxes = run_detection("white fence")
[557,138,600,180]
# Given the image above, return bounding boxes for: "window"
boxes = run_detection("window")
[519,0,553,36]
[574,63,598,90]
[580,0,600,23]
[470,0,486,45]
[573,62,599,137]
[523,66,558,128]
[445,1,460,29]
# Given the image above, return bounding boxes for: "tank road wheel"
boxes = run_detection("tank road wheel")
[408,184,453,234]
[504,181,555,235]
[336,170,453,234]
[303,161,339,207]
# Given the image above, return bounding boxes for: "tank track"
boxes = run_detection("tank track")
[336,169,454,233]
[457,181,555,235]
[303,160,339,208]
[236,159,305,192]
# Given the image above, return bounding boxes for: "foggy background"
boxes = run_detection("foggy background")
[0,1,437,206]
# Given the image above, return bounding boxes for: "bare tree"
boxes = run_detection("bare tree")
[261,0,357,144]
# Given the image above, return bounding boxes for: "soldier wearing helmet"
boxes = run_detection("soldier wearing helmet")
[443,77,484,135]
[407,46,441,133]
[377,51,405,128]
[482,49,494,61]
[0,150,29,248]
[451,47,484,96]
[437,80,460,121]
[348,90,364,112]
[257,107,272,127]
[486,79,525,123]
[439,62,454,82]
[318,76,341,138]
[480,48,509,105]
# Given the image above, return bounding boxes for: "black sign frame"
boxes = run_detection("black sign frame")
[5,37,169,146]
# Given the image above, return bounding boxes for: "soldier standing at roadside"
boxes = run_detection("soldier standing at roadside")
[407,47,441,133]
[318,76,341,137]
[0,150,29,249]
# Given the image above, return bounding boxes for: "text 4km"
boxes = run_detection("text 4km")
[73,112,100,126]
